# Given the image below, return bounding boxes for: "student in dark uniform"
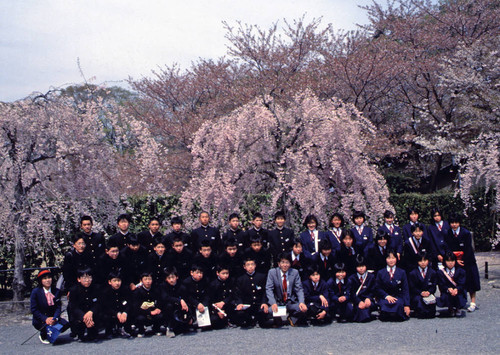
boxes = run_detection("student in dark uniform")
[133,272,164,337]
[327,262,353,323]
[208,265,238,329]
[30,269,69,344]
[137,217,163,254]
[336,230,358,276]
[299,214,327,255]
[302,265,331,324]
[160,267,192,337]
[268,211,294,265]
[402,207,429,242]
[101,271,132,338]
[146,239,169,285]
[109,214,135,251]
[402,222,435,273]
[290,239,312,281]
[222,213,245,250]
[78,215,106,271]
[68,267,100,341]
[96,239,125,287]
[347,256,376,323]
[190,211,221,252]
[244,235,272,275]
[120,236,148,291]
[164,216,191,250]
[234,258,273,328]
[244,212,269,249]
[350,210,374,252]
[408,251,437,318]
[375,249,410,321]
[437,252,467,317]
[427,207,450,268]
[325,213,345,254]
[181,265,210,328]
[377,210,403,259]
[192,240,218,282]
[166,236,193,281]
[364,230,389,274]
[62,235,92,292]
[218,238,244,279]
[311,239,336,282]
[444,214,480,312]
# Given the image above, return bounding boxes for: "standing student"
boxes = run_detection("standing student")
[30,269,69,344]
[377,210,403,258]
[444,214,480,312]
[218,238,244,279]
[190,211,221,252]
[427,207,450,268]
[96,239,125,287]
[146,239,169,285]
[244,212,269,249]
[299,214,326,255]
[268,211,294,264]
[78,215,106,271]
[266,253,308,326]
[336,230,358,276]
[120,236,148,291]
[364,230,389,274]
[222,213,245,250]
[402,222,435,273]
[350,210,374,252]
[302,265,330,324]
[137,217,163,254]
[325,213,345,253]
[402,207,429,242]
[244,235,272,275]
[375,250,410,321]
[62,235,92,292]
[164,216,190,250]
[347,256,376,323]
[166,236,193,281]
[101,271,132,338]
[437,252,467,317]
[109,214,134,251]
[408,251,437,319]
[327,263,353,323]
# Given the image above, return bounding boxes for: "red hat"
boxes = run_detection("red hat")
[37,269,52,280]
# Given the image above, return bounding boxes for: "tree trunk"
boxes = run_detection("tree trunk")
[429,155,442,192]
[12,223,26,310]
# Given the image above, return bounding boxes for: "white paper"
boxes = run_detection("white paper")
[272,306,287,317]
[196,309,211,327]
[236,304,251,310]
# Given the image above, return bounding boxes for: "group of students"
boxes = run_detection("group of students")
[30,207,481,344]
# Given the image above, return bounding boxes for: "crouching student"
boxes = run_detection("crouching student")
[408,251,437,318]
[375,250,410,321]
[160,267,192,337]
[208,265,237,329]
[266,253,308,327]
[133,272,164,337]
[437,252,467,317]
[302,265,330,324]
[102,271,132,338]
[347,256,376,323]
[327,263,353,323]
[68,267,100,341]
[182,265,210,329]
[30,269,69,344]
[234,258,273,328]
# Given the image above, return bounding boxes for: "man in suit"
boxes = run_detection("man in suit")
[266,253,308,326]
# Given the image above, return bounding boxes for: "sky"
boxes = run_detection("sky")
[0,0,374,102]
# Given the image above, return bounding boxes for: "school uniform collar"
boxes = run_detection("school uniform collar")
[336,278,344,285]
[412,236,422,245]
[418,266,428,274]
[280,270,288,279]
[446,267,456,274]
[119,230,129,235]
[385,223,394,229]
[436,221,443,227]
[312,281,318,288]
[386,265,396,273]
[246,271,255,277]
[291,252,299,261]
[142,285,151,291]
[43,287,52,294]
[277,226,284,231]
[379,245,386,253]
[452,227,461,235]
[357,272,366,281]
[320,253,328,261]
[253,227,261,232]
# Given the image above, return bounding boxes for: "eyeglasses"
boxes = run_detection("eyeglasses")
[80,275,92,280]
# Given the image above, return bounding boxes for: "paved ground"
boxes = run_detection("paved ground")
[1,252,499,355]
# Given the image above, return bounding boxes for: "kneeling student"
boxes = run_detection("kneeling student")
[30,269,69,344]
[133,272,164,337]
[302,265,330,324]
[328,263,353,323]
[160,267,192,337]
[102,271,132,338]
[208,265,237,329]
[437,252,467,317]
[182,265,210,328]
[347,255,376,322]
[408,251,437,318]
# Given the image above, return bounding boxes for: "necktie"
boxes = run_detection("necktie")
[389,267,394,280]
[448,270,454,278]
[454,231,458,238]
[338,281,342,293]
[437,223,442,231]
[359,276,363,283]
[416,239,420,249]
[324,257,327,269]
[421,269,426,279]
[310,230,314,241]
[313,283,317,291]
[389,226,394,234]
[357,227,363,235]
[46,291,55,306]
[283,273,287,302]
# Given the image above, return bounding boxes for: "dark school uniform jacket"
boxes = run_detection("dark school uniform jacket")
[347,272,376,305]
[62,249,92,291]
[120,245,148,286]
[80,232,106,269]
[302,279,329,310]
[375,267,410,306]
[234,272,268,306]
[268,227,294,261]
[109,231,135,251]
[181,276,210,308]
[408,267,437,299]
[137,230,164,254]
[30,286,63,324]
[244,247,272,275]
[350,225,374,252]
[190,225,221,253]
[377,224,403,255]
[69,283,100,319]
[102,284,132,317]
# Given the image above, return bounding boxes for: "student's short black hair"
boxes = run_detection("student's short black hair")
[80,215,93,225]
[352,210,366,222]
[274,211,286,220]
[249,235,263,244]
[355,254,366,267]
[303,214,319,228]
[430,207,443,218]
[190,264,204,273]
[278,252,292,263]
[292,238,302,247]
[252,212,263,220]
[385,249,397,259]
[200,239,212,249]
[228,213,240,221]
[117,213,131,224]
[306,264,321,277]
[329,213,345,227]
[171,236,184,244]
[448,213,462,224]
[77,267,93,278]
[140,271,153,280]
[417,251,428,262]
[410,222,425,233]
[164,267,178,278]
[318,239,332,251]
[406,206,419,218]
[107,270,122,281]
[375,229,389,241]
[148,217,161,225]
[106,238,119,250]
[334,262,346,273]
[224,238,238,248]
[199,211,210,217]
[71,234,85,244]
[216,264,229,273]
[243,257,256,265]
[171,216,183,225]
[383,210,394,219]
[341,229,354,240]
[127,235,140,246]
[444,251,457,262]
[153,239,166,247]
